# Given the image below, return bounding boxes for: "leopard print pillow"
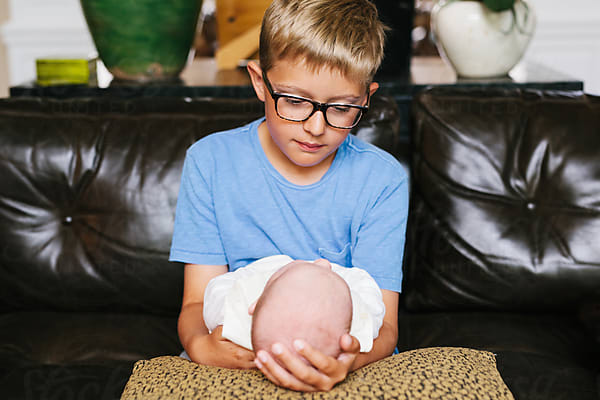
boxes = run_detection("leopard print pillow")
[121,347,514,399]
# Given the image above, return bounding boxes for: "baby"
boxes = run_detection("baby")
[250,259,353,362]
[202,255,385,360]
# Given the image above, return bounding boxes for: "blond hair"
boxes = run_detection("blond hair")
[259,0,386,86]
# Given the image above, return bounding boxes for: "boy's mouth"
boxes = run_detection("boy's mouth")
[296,140,324,152]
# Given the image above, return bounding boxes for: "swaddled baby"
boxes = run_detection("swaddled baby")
[200,255,385,360]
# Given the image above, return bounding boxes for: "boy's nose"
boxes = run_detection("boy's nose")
[302,110,326,136]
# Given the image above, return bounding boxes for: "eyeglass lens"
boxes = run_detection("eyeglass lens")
[276,97,362,129]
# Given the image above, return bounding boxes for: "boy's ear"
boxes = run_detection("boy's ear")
[368,81,379,98]
[247,61,267,103]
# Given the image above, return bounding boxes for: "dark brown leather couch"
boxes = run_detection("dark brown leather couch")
[0,88,598,399]
[401,88,600,400]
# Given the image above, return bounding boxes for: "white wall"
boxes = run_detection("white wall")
[0,0,599,94]
[0,0,95,94]
[0,0,10,98]
[524,0,600,94]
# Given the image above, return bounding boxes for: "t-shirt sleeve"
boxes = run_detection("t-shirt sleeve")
[169,147,228,265]
[352,166,409,293]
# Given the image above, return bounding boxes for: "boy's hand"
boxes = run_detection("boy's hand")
[192,325,256,370]
[254,333,360,391]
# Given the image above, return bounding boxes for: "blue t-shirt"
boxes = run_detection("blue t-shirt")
[169,118,408,292]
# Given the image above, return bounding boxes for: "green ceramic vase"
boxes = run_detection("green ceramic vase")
[80,0,203,82]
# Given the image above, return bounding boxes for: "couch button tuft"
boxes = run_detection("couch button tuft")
[63,216,73,225]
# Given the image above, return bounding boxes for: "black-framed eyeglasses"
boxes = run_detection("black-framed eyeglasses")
[262,71,369,130]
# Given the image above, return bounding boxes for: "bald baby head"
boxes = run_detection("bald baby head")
[251,260,352,362]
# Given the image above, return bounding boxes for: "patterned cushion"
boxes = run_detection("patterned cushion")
[120,347,514,399]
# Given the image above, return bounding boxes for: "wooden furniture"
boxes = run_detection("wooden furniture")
[214,0,270,70]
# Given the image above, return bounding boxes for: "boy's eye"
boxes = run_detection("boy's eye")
[331,105,351,113]
[284,97,307,106]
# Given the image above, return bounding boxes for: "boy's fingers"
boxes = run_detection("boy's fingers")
[256,349,318,391]
[221,346,256,369]
[293,339,356,385]
[271,343,326,387]
[209,326,256,368]
[235,347,258,369]
[292,340,337,376]
[197,328,257,369]
[274,342,350,391]
[339,334,360,353]
[255,356,281,386]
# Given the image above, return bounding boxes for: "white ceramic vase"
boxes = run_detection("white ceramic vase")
[431,0,536,78]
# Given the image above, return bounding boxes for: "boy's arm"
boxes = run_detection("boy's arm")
[178,263,256,369]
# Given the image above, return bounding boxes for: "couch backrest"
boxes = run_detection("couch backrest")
[405,88,600,312]
[0,95,403,315]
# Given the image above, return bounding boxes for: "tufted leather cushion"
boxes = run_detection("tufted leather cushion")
[0,95,403,315]
[405,88,600,311]
[0,97,265,315]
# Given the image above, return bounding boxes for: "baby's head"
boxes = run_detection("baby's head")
[251,259,352,362]
[259,0,386,87]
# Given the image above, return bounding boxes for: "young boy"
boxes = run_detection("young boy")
[170,0,408,392]
[201,255,385,354]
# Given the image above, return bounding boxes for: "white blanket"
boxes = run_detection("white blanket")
[203,255,385,352]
